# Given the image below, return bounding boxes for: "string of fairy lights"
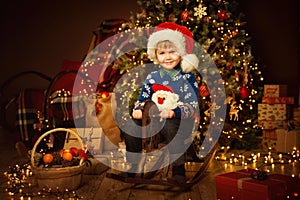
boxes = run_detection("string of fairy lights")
[3,148,299,199]
[215,147,300,178]
[2,0,298,199]
[3,162,83,199]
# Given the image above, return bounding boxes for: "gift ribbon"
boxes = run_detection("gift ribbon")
[237,177,252,189]
[236,173,289,196]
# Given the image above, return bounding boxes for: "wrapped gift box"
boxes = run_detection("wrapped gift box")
[276,129,300,153]
[293,107,300,121]
[258,104,287,121]
[262,97,294,104]
[264,84,287,97]
[258,120,288,130]
[216,169,299,200]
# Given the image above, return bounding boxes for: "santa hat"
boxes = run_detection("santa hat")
[147,22,199,73]
[152,84,174,93]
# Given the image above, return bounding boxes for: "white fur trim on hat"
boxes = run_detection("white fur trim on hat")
[147,29,199,72]
[147,29,186,63]
[181,54,199,73]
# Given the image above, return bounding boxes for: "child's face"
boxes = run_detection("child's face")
[155,43,181,71]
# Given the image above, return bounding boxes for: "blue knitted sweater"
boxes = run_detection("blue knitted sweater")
[134,65,199,119]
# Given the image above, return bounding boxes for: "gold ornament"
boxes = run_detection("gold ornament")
[229,100,239,121]
[168,13,176,21]
[225,96,239,121]
[204,102,220,117]
[194,2,207,19]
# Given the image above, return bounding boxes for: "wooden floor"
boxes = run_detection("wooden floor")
[0,127,299,200]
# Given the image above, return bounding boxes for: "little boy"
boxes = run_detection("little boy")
[125,22,200,183]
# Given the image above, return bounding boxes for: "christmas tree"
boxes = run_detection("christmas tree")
[80,0,264,154]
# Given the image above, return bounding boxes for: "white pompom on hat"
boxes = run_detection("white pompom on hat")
[147,22,199,72]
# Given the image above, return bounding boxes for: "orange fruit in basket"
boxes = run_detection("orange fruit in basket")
[43,153,54,164]
[62,150,73,161]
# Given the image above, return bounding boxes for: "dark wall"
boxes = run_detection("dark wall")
[239,0,299,104]
[0,0,299,103]
[0,0,139,94]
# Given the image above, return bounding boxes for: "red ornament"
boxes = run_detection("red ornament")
[217,9,228,21]
[199,85,210,97]
[226,61,233,69]
[232,29,238,37]
[239,87,250,99]
[100,91,109,98]
[69,147,79,157]
[180,10,190,22]
[79,149,88,161]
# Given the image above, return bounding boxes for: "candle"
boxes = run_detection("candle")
[271,164,275,172]
[280,165,285,174]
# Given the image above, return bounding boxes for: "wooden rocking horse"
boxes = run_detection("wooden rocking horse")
[106,100,218,190]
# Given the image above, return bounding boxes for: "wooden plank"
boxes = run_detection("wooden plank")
[128,185,167,200]
[95,175,132,200]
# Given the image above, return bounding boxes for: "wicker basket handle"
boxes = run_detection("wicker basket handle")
[30,128,84,167]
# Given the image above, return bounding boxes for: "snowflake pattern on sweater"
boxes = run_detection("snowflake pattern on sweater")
[134,67,199,119]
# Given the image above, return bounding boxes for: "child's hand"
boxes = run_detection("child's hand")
[132,109,143,119]
[159,109,175,121]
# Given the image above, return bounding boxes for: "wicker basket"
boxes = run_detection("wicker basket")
[30,128,86,190]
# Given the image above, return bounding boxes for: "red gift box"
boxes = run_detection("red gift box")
[216,169,297,200]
